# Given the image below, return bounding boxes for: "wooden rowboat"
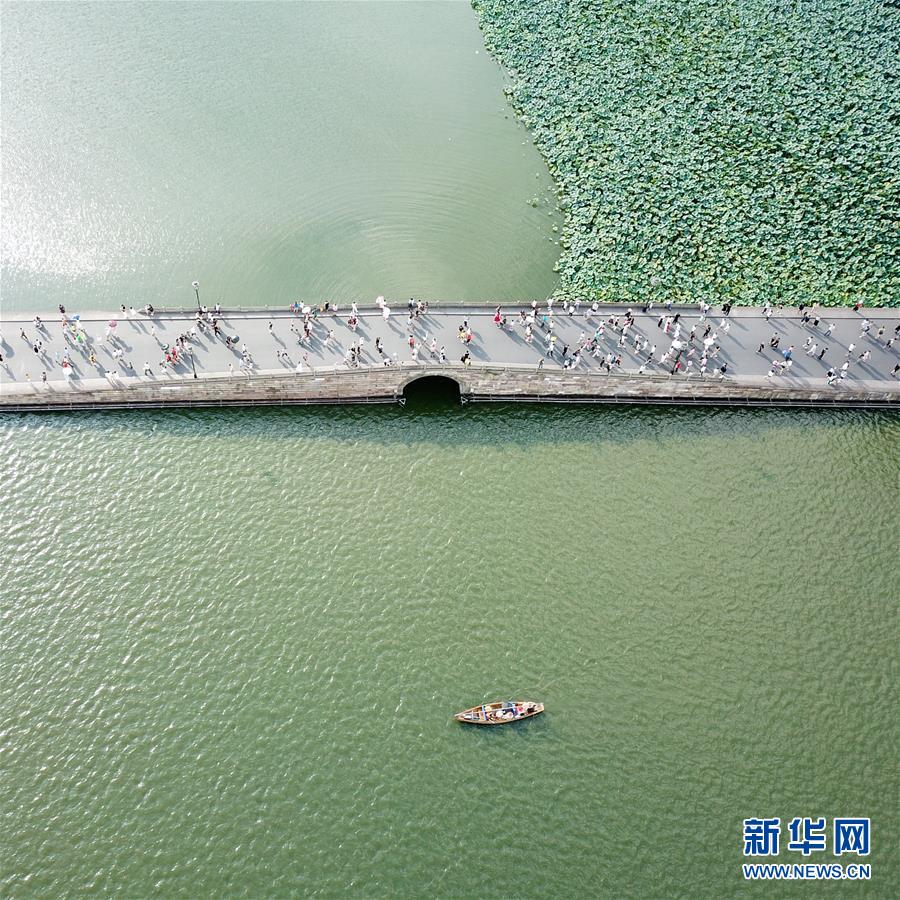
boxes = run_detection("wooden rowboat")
[454,700,544,725]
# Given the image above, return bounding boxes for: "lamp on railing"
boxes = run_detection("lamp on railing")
[192,280,201,311]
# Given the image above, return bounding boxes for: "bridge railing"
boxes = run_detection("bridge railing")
[140,359,705,385]
[4,300,707,320]
[33,358,824,391]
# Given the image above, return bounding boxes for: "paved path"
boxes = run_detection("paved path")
[1,303,899,395]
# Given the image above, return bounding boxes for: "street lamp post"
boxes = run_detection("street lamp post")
[192,280,201,311]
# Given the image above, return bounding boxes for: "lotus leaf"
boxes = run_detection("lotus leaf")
[473,0,898,306]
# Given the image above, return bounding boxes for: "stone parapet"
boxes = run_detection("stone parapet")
[1,365,897,412]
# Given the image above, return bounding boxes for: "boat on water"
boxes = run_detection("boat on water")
[454,700,544,725]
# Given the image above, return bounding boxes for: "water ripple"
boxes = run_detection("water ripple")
[1,405,897,895]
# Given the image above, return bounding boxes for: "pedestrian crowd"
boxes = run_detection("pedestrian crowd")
[2,298,899,389]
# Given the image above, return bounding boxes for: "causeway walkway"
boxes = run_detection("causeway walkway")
[1,302,898,411]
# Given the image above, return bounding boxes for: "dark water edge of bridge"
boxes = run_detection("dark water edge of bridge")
[1,366,897,413]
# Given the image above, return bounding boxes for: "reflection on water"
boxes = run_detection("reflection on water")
[1,2,561,311]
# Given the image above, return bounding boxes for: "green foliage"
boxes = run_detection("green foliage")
[472,0,899,306]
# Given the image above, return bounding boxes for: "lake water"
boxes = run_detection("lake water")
[1,404,897,896]
[1,1,560,312]
[1,3,897,898]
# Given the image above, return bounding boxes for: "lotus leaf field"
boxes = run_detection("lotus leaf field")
[472,0,898,306]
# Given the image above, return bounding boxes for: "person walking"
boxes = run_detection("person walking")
[818,346,828,361]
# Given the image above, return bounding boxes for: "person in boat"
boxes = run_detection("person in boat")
[526,705,536,714]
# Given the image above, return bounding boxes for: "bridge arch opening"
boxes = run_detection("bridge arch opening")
[401,375,461,406]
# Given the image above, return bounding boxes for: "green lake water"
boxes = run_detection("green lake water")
[1,1,560,312]
[1,405,897,896]
[1,2,897,897]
